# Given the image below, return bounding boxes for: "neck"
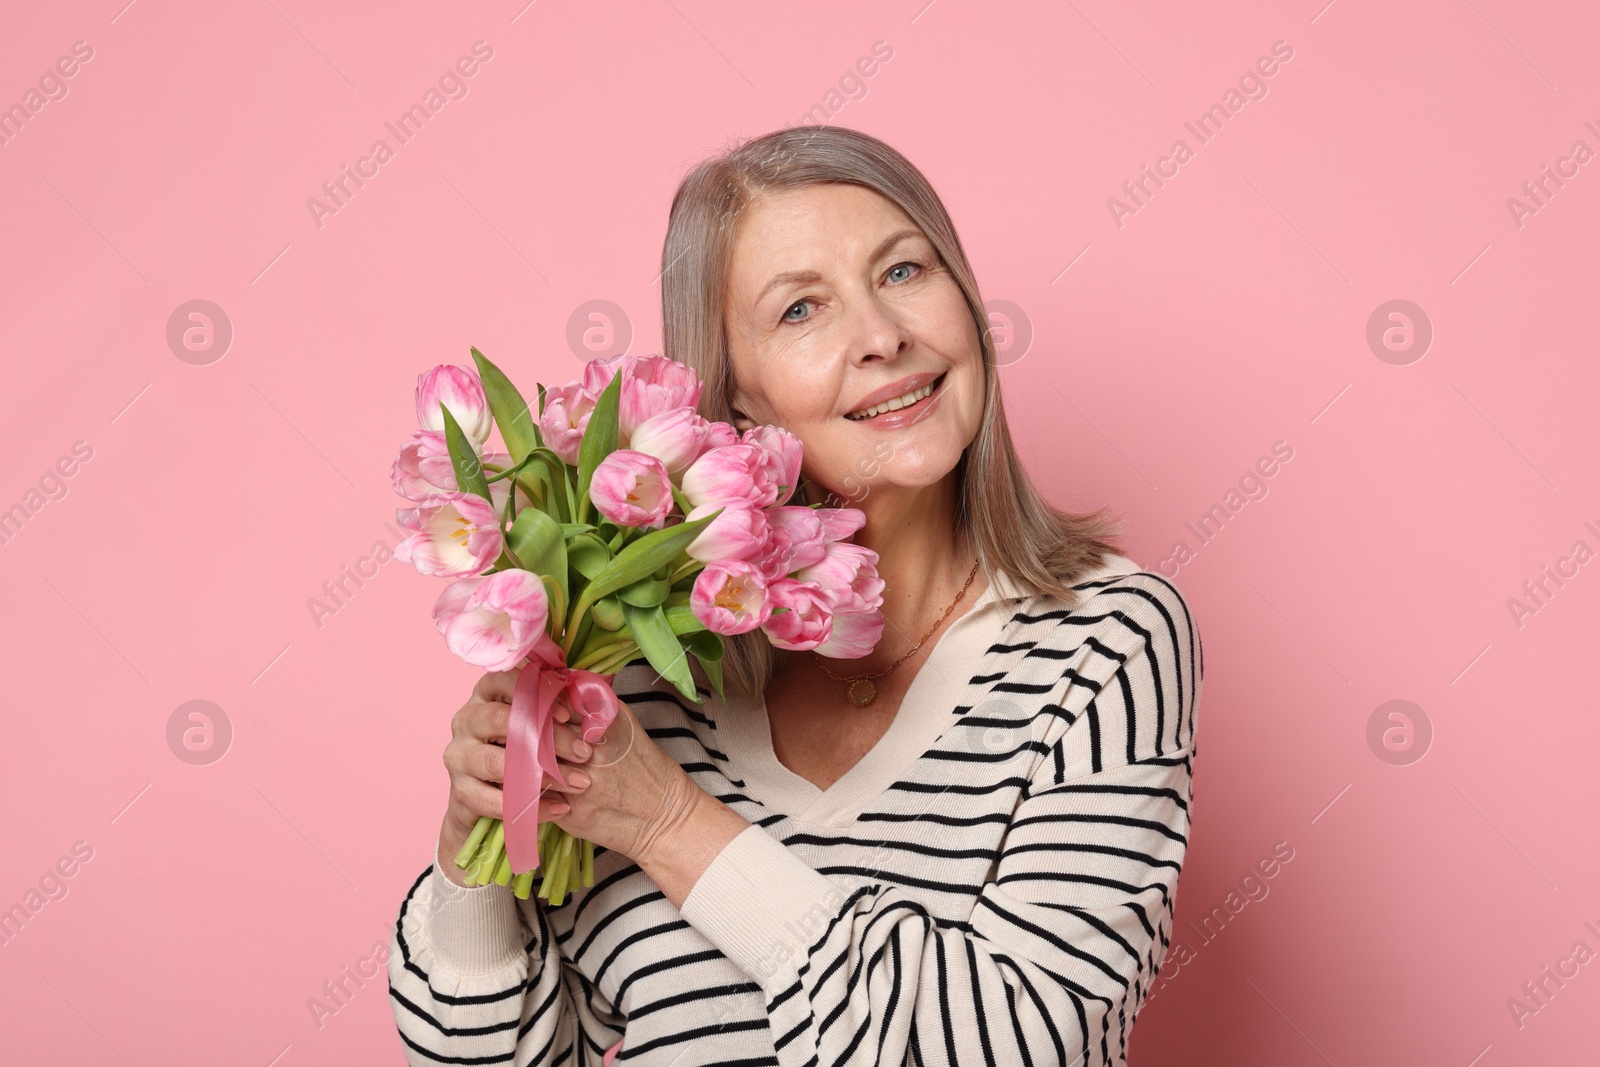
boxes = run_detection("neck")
[824,470,979,671]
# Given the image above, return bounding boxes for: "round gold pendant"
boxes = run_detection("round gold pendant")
[845,678,877,707]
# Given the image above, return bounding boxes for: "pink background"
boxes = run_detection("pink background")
[3,1,1597,1063]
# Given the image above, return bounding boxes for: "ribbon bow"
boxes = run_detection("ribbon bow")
[502,633,620,873]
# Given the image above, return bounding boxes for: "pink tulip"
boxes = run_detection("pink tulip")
[579,354,626,396]
[431,570,550,670]
[416,366,492,447]
[630,407,711,476]
[539,382,595,465]
[591,449,674,527]
[741,425,803,506]
[681,444,783,511]
[394,491,504,577]
[392,431,528,506]
[761,578,835,652]
[815,507,867,543]
[758,506,827,580]
[704,421,740,449]
[812,609,884,659]
[796,541,886,615]
[391,430,455,501]
[685,502,768,563]
[691,560,770,635]
[582,354,703,439]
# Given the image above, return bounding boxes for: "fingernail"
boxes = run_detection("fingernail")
[571,771,590,788]
[574,740,592,758]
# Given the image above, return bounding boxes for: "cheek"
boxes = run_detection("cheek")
[757,357,841,429]
[795,431,856,484]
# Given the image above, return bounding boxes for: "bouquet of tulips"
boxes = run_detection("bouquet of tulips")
[391,349,885,902]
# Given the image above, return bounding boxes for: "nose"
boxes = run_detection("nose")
[844,290,908,367]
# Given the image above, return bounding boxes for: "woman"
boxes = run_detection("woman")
[388,126,1202,1066]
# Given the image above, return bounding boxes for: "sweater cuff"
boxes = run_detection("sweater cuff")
[422,857,529,977]
[679,825,851,989]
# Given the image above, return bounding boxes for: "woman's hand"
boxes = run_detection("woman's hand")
[540,679,707,871]
[435,668,597,888]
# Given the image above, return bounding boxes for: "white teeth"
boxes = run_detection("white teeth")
[847,379,937,420]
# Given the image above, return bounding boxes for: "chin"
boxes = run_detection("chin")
[878,450,965,491]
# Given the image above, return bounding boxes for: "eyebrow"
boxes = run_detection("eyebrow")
[753,228,926,306]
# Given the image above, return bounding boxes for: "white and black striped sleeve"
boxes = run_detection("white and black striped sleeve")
[678,576,1200,1067]
[387,858,623,1065]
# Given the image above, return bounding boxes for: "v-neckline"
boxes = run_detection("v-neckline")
[706,553,1146,825]
[712,569,1017,827]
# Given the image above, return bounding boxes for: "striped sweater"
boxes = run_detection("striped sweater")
[388,554,1202,1065]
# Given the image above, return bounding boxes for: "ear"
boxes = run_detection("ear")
[728,387,759,432]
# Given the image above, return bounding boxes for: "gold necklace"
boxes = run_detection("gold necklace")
[812,557,981,707]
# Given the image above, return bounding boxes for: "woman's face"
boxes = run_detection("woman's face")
[722,183,985,505]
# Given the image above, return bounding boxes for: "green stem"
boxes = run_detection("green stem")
[483,454,533,482]
[560,598,590,659]
[589,644,640,675]
[562,603,597,661]
[668,556,701,585]
[552,832,576,905]
[538,828,566,900]
[454,815,493,870]
[572,635,636,672]
[480,821,507,886]
[493,846,513,886]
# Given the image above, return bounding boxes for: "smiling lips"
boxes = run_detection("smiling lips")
[844,372,946,421]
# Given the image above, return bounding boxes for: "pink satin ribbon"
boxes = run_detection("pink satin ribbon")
[502,632,620,874]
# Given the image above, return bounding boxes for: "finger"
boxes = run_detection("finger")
[554,760,592,791]
[504,786,571,827]
[473,668,520,705]
[553,723,594,764]
[453,777,504,821]
[540,760,593,793]
[470,740,506,785]
[464,700,512,744]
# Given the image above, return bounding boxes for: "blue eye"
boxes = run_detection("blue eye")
[887,261,918,283]
[783,300,812,323]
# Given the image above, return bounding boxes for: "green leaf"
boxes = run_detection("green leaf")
[591,596,626,631]
[663,602,707,635]
[567,533,611,580]
[616,574,668,608]
[543,574,567,634]
[683,630,724,702]
[559,523,597,537]
[578,510,720,610]
[669,484,696,518]
[507,507,567,603]
[693,652,724,703]
[470,347,539,460]
[441,405,491,501]
[575,371,622,516]
[622,602,697,703]
[682,628,722,661]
